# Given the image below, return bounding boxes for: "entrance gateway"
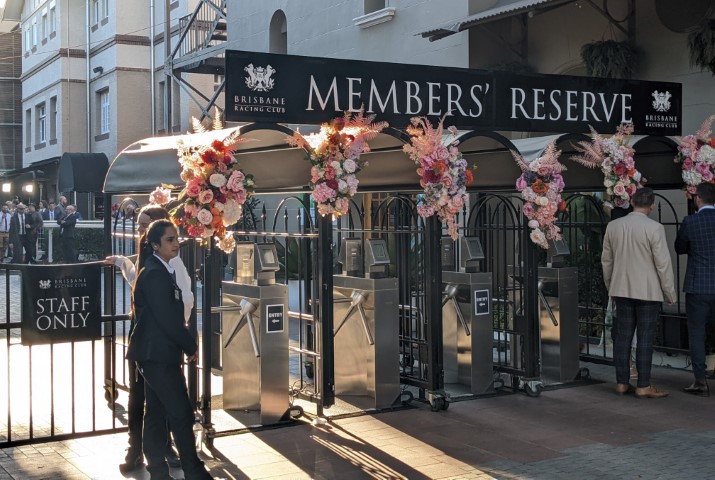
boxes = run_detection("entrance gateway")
[0,51,684,447]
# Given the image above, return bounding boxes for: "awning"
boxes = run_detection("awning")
[419,0,574,41]
[58,152,109,193]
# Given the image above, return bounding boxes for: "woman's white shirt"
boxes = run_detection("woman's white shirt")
[115,254,194,322]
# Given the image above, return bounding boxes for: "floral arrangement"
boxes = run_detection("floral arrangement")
[512,141,567,249]
[572,123,645,209]
[287,110,387,218]
[168,117,255,253]
[149,185,172,206]
[403,116,474,240]
[674,115,715,198]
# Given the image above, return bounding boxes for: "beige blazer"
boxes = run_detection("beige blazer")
[602,212,676,303]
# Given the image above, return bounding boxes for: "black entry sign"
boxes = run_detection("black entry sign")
[265,304,284,333]
[474,289,490,316]
[21,264,102,346]
[226,50,681,135]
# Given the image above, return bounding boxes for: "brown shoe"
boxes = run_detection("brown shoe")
[615,383,635,395]
[635,386,668,398]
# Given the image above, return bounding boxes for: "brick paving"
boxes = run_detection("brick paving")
[0,361,712,479]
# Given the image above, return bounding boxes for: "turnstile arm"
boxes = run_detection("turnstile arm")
[537,281,559,327]
[223,299,261,357]
[333,290,375,345]
[442,284,471,336]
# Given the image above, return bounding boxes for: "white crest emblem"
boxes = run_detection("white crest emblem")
[39,279,51,290]
[244,63,276,92]
[651,90,672,113]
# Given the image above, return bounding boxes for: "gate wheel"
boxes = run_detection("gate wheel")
[524,382,542,398]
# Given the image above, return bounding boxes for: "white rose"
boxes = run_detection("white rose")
[197,208,214,225]
[221,199,242,225]
[343,158,357,173]
[209,173,227,188]
[537,196,549,206]
[338,179,349,194]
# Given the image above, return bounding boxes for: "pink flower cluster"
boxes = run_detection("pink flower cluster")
[573,123,645,209]
[288,110,387,218]
[403,117,473,240]
[513,141,567,250]
[674,116,715,198]
[172,125,254,253]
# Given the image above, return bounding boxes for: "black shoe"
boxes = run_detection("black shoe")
[683,380,710,397]
[118,451,144,474]
[165,444,181,468]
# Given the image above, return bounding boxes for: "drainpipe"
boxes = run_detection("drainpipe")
[85,0,91,152]
[150,0,156,133]
[165,0,172,134]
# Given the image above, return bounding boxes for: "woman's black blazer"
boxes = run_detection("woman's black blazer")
[127,254,197,365]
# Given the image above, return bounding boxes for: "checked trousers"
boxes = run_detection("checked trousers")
[613,297,662,388]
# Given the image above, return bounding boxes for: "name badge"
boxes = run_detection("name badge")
[174,287,181,302]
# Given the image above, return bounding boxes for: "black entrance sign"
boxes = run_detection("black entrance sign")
[265,304,284,333]
[21,264,102,346]
[226,50,681,136]
[474,289,490,316]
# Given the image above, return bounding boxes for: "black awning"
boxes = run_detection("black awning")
[58,152,109,193]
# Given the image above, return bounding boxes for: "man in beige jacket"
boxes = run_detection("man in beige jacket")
[602,187,676,398]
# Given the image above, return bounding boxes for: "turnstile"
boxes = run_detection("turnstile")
[221,242,289,425]
[442,271,494,395]
[333,275,400,409]
[538,266,579,384]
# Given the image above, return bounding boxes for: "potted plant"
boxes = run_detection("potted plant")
[580,40,638,78]
[687,20,715,76]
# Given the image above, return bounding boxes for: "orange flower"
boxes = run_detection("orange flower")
[433,161,447,176]
[532,179,548,194]
[558,200,568,212]
[465,169,474,185]
[210,207,222,229]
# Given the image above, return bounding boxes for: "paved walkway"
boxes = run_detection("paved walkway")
[0,362,713,479]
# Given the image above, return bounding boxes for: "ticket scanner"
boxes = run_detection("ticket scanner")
[441,236,494,396]
[333,238,400,409]
[538,239,579,384]
[221,242,289,425]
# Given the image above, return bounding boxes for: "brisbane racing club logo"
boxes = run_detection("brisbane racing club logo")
[244,64,276,92]
[39,279,51,290]
[651,90,672,113]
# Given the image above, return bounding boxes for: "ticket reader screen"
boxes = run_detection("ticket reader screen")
[366,238,390,278]
[256,243,280,272]
[461,237,485,272]
[339,238,364,277]
[547,239,569,267]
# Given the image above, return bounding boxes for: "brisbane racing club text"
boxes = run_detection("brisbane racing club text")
[233,95,285,113]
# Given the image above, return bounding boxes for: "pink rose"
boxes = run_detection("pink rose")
[225,170,246,192]
[186,181,201,198]
[198,189,214,204]
[613,184,626,197]
[197,208,214,225]
[516,176,527,191]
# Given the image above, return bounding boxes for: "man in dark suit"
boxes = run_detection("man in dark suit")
[675,182,715,397]
[27,203,43,263]
[57,204,78,263]
[42,201,59,222]
[8,203,36,264]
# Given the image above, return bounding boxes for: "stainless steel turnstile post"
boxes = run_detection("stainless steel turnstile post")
[538,267,579,384]
[221,281,289,425]
[442,271,494,395]
[333,275,399,409]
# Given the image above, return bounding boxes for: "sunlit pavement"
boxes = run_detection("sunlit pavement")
[0,360,713,479]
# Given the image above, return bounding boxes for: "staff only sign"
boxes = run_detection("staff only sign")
[21,264,102,346]
[225,50,682,136]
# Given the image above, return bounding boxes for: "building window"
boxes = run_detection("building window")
[158,81,166,131]
[50,2,57,33]
[50,96,58,141]
[213,74,224,92]
[98,89,110,134]
[93,0,100,25]
[269,10,287,54]
[24,26,31,52]
[41,11,48,39]
[38,103,47,143]
[32,18,37,47]
[364,0,386,14]
[25,109,31,147]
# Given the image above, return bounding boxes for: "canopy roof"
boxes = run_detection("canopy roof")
[103,123,680,195]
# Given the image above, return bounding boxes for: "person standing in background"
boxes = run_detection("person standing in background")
[601,187,676,399]
[8,203,35,264]
[27,203,43,264]
[0,204,11,262]
[58,204,77,263]
[675,182,715,397]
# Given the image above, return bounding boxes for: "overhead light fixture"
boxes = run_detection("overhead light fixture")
[1,183,10,193]
[23,184,34,193]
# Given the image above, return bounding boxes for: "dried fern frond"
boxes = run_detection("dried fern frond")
[511,150,530,172]
[696,115,715,140]
[191,117,207,134]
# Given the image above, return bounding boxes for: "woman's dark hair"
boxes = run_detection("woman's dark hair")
[138,204,171,221]
[137,219,177,269]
